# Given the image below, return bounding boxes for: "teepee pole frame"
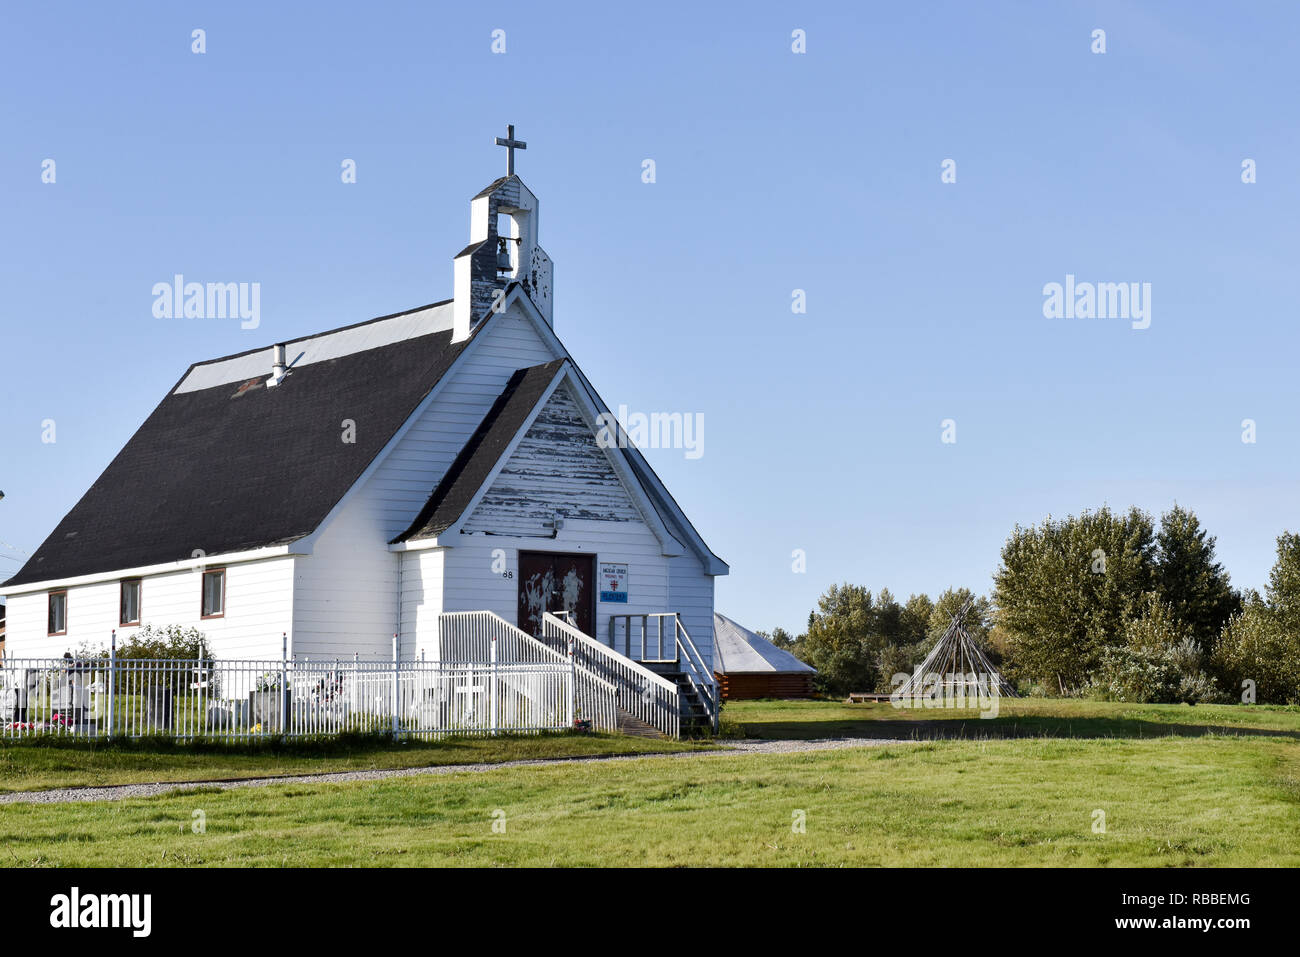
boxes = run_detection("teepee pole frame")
[896,598,1018,699]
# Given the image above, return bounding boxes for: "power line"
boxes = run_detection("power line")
[0,540,30,561]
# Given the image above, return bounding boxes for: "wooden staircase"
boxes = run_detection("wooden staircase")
[613,669,711,739]
[542,610,718,739]
[644,663,713,737]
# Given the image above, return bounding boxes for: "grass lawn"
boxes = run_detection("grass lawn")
[722,697,1300,741]
[1,734,1297,866]
[4,698,1298,867]
[0,733,712,793]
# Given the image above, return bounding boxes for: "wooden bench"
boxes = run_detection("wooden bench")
[846,692,893,703]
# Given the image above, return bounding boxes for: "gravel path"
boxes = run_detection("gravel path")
[0,737,913,806]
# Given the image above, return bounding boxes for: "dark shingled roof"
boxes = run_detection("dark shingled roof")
[4,326,471,588]
[394,359,567,543]
[472,176,511,200]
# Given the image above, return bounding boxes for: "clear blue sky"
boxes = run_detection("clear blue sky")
[3,2,1299,635]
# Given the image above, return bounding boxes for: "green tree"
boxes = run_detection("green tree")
[1122,592,1191,654]
[74,624,216,703]
[76,623,209,660]
[1213,533,1300,703]
[1094,593,1222,704]
[874,640,929,692]
[1154,505,1239,652]
[1214,599,1299,704]
[994,506,1156,691]
[759,626,805,660]
[899,594,934,645]
[1267,532,1300,634]
[801,583,878,694]
[873,588,904,646]
[928,587,992,646]
[764,627,796,650]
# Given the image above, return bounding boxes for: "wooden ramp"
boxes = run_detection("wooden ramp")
[616,709,666,739]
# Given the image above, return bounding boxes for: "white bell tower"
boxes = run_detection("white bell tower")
[452,125,554,342]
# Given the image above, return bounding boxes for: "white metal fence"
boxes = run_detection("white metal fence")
[0,610,701,742]
[0,651,580,741]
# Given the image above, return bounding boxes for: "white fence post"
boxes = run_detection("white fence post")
[391,633,400,738]
[106,629,116,740]
[490,636,498,736]
[567,637,576,729]
[280,632,288,736]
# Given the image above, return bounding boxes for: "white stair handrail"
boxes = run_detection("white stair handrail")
[437,611,618,731]
[673,616,719,733]
[542,613,680,739]
[436,610,569,665]
[440,611,617,692]
[542,613,676,694]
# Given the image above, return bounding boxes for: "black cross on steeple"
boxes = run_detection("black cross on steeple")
[494,124,527,176]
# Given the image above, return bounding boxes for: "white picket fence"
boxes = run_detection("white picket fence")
[0,649,580,741]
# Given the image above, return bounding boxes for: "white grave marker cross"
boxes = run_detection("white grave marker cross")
[456,672,486,721]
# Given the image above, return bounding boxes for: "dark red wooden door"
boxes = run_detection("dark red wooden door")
[518,551,595,637]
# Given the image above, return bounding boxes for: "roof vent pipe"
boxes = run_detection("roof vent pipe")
[267,343,287,387]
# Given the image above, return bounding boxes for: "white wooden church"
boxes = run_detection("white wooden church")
[2,129,727,729]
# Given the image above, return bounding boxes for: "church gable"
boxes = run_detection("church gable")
[462,383,641,536]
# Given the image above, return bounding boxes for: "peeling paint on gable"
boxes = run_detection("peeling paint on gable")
[463,384,640,535]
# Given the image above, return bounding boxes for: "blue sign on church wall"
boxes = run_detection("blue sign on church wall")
[599,562,628,603]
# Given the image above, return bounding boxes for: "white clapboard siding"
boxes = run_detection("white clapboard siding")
[3,592,58,657]
[291,498,399,660]
[292,305,557,659]
[4,558,295,660]
[402,549,443,660]
[669,552,715,671]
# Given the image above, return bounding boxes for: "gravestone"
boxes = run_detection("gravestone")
[145,687,173,732]
[52,672,91,726]
[249,689,291,732]
[7,670,37,722]
[205,703,233,732]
